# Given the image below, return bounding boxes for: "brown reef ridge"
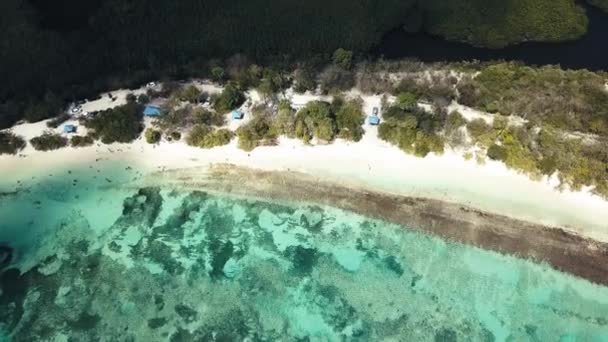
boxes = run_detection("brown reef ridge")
[144,164,608,286]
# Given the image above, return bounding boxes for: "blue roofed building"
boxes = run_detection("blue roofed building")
[232,110,244,120]
[63,124,77,134]
[368,115,380,126]
[143,105,161,117]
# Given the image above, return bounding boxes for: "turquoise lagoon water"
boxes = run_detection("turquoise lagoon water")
[1,163,608,341]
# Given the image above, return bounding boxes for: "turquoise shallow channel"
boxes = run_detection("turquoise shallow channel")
[1,163,608,341]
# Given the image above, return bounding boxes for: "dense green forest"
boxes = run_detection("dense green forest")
[422,0,589,48]
[1,0,606,129]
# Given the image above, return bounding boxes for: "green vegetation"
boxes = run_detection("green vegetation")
[295,101,336,143]
[180,85,202,104]
[332,49,354,70]
[443,111,467,146]
[186,125,233,149]
[211,67,226,84]
[70,135,95,148]
[153,103,225,133]
[30,131,68,151]
[154,106,190,132]
[334,97,365,141]
[170,131,182,141]
[293,65,318,94]
[484,123,605,195]
[395,92,418,111]
[145,128,162,144]
[236,115,276,151]
[233,98,366,150]
[445,111,466,134]
[85,102,143,144]
[466,119,496,147]
[46,114,71,129]
[291,99,368,144]
[461,114,608,197]
[393,75,457,104]
[378,99,446,157]
[193,108,225,127]
[271,101,297,138]
[0,131,26,155]
[213,83,245,113]
[423,0,588,48]
[257,69,289,101]
[1,0,604,130]
[318,66,355,94]
[458,63,608,135]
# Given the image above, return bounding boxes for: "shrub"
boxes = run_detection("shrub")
[0,131,26,155]
[137,94,150,105]
[487,144,508,161]
[357,70,393,94]
[294,66,317,93]
[457,63,608,134]
[180,85,202,104]
[236,115,276,151]
[192,107,225,126]
[394,76,456,102]
[233,63,263,88]
[332,48,353,70]
[186,125,233,148]
[445,111,466,134]
[272,101,297,137]
[213,82,245,113]
[85,102,143,144]
[377,101,446,157]
[211,67,226,83]
[170,131,182,141]
[335,98,365,141]
[318,66,355,94]
[396,92,418,111]
[294,101,336,143]
[155,106,191,131]
[30,131,68,151]
[145,128,161,144]
[159,81,181,98]
[378,120,445,157]
[126,93,137,103]
[46,114,71,128]
[71,135,95,148]
[466,119,496,146]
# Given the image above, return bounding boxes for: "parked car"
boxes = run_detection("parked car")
[372,107,379,115]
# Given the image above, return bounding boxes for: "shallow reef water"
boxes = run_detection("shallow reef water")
[1,167,608,341]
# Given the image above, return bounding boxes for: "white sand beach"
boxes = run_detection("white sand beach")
[2,85,607,244]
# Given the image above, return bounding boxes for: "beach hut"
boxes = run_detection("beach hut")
[231,110,244,120]
[368,115,380,126]
[63,124,77,134]
[143,105,161,117]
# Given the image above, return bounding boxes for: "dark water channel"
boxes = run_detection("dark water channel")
[375,4,608,71]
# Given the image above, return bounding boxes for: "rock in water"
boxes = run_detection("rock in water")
[0,245,13,269]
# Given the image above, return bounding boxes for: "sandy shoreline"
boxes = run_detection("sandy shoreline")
[2,84,608,284]
[2,135,608,283]
[2,131,607,238]
[142,164,608,286]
